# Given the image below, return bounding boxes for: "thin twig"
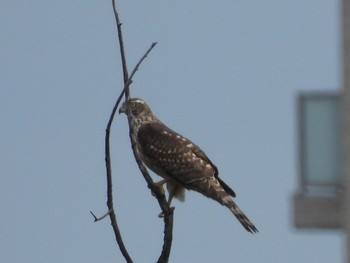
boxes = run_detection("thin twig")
[128,42,157,89]
[112,0,129,86]
[111,42,158,104]
[90,209,112,222]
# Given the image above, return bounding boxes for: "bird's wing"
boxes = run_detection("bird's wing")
[137,122,235,197]
[137,122,213,183]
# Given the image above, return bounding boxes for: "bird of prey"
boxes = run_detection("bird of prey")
[119,98,258,233]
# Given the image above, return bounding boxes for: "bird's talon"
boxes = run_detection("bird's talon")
[157,207,175,218]
[152,183,165,197]
[158,211,164,218]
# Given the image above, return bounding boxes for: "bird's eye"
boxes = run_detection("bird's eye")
[130,102,136,108]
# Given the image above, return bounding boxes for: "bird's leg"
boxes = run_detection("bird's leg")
[151,179,168,197]
[152,179,172,218]
[158,183,176,218]
[167,188,175,207]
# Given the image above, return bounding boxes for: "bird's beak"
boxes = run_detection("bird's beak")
[119,103,126,114]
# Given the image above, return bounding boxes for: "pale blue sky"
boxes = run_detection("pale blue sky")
[0,1,343,262]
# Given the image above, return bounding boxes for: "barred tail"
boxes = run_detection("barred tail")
[186,177,258,233]
[225,198,258,233]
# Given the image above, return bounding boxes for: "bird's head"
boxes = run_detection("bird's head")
[119,98,153,119]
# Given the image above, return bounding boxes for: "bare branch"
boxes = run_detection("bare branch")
[97,1,133,263]
[103,41,170,263]
[122,44,174,262]
[105,97,133,263]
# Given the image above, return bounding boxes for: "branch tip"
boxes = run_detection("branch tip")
[90,209,113,222]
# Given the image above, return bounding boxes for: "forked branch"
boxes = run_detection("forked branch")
[95,1,174,263]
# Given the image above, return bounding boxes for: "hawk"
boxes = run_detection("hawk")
[119,98,258,233]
